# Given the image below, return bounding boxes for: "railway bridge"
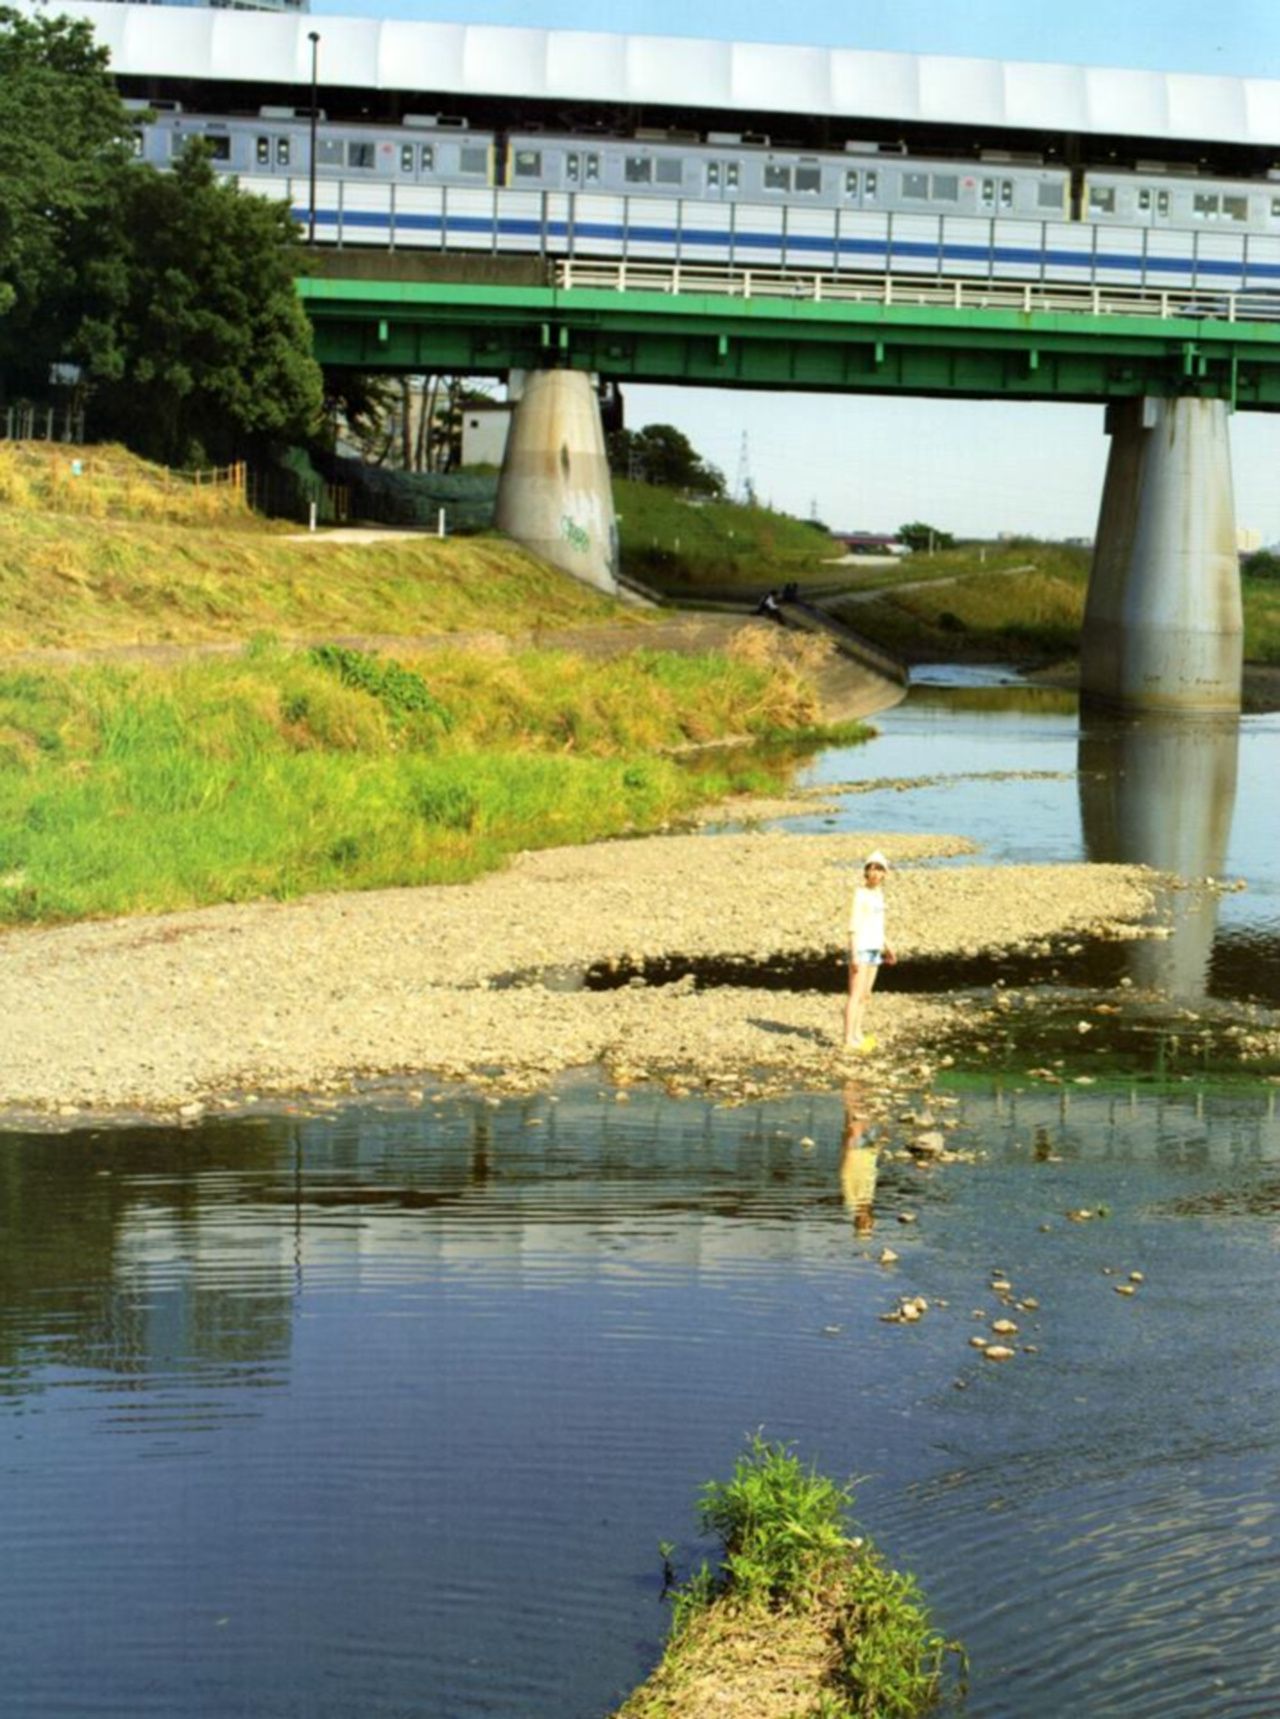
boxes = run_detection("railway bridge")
[31,0,1280,711]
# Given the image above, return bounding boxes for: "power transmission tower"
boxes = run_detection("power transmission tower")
[734,431,756,505]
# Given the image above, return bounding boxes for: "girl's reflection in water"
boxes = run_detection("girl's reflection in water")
[839,1080,879,1235]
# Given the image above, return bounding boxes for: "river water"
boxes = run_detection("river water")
[3,677,1279,1718]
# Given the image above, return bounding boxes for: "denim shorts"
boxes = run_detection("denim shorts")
[854,948,883,966]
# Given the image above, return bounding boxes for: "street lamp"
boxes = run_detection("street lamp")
[308,30,320,245]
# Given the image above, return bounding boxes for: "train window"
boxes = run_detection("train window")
[567,153,580,183]
[318,139,343,167]
[132,131,144,158]
[932,173,959,202]
[796,165,821,194]
[1193,193,1220,218]
[1089,186,1116,214]
[514,149,542,178]
[865,170,877,198]
[460,146,488,174]
[585,153,600,182]
[1224,195,1248,221]
[656,158,682,186]
[764,164,792,192]
[277,138,291,168]
[1158,191,1170,216]
[347,142,375,170]
[1138,189,1151,211]
[844,169,859,196]
[401,145,414,173]
[707,162,721,188]
[1000,180,1013,208]
[726,162,740,189]
[1273,197,1280,217]
[420,144,435,172]
[625,156,653,184]
[981,178,995,207]
[206,135,231,163]
[903,172,928,199]
[255,136,270,166]
[1038,182,1062,210]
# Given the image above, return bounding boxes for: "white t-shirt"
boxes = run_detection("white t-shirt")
[849,885,886,951]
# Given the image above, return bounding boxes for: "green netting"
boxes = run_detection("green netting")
[326,457,498,531]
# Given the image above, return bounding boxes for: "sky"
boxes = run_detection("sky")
[311,0,1280,539]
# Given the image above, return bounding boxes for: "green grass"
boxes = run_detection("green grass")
[827,542,1280,667]
[0,640,836,924]
[615,479,840,592]
[615,1438,960,1719]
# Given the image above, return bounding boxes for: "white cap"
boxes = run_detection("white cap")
[864,851,890,870]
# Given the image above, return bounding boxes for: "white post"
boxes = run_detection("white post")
[437,507,446,538]
[308,500,317,533]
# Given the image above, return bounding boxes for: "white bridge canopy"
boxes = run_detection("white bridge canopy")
[21,0,1280,150]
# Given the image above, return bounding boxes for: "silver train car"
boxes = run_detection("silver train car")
[136,110,1280,294]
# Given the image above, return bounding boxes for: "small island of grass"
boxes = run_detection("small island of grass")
[613,1437,962,1719]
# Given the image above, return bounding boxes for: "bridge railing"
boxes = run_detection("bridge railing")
[554,259,1280,325]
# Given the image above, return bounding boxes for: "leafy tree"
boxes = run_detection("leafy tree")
[77,145,324,463]
[0,4,135,391]
[607,422,725,498]
[898,520,955,553]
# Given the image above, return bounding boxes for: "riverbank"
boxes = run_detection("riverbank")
[0,818,1173,1125]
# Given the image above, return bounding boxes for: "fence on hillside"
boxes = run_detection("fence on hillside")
[1,402,85,443]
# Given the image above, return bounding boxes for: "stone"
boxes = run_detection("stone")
[984,1345,1016,1362]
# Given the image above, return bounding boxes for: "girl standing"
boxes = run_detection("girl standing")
[844,851,895,1052]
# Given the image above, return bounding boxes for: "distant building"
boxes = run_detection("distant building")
[832,531,910,556]
[461,403,513,468]
[1237,526,1261,553]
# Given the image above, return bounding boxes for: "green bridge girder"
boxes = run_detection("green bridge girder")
[297,276,1280,410]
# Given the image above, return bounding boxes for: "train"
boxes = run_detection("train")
[133,107,1280,295]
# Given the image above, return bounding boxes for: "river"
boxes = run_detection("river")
[2,674,1278,1717]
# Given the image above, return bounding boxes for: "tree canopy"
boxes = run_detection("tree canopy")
[0,6,323,464]
[607,423,726,498]
[897,521,956,553]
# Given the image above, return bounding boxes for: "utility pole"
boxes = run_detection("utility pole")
[307,31,320,245]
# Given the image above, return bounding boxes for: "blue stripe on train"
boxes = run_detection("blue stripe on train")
[293,208,1280,284]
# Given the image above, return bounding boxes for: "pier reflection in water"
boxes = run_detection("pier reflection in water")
[1078,713,1240,998]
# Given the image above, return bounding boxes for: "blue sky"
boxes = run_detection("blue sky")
[312,0,1280,538]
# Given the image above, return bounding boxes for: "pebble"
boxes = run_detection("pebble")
[991,1318,1018,1335]
[878,1247,900,1265]
[897,1212,919,1225]
[984,1345,1016,1362]
[1115,1283,1137,1297]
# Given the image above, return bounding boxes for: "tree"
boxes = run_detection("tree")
[607,422,726,498]
[78,145,324,464]
[0,4,136,392]
[897,521,955,553]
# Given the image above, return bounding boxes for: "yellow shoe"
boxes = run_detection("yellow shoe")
[860,1034,877,1054]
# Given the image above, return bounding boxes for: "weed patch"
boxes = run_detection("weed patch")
[615,1437,962,1719]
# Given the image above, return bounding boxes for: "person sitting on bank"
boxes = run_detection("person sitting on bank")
[754,589,785,623]
[844,851,896,1053]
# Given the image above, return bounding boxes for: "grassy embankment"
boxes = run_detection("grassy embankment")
[615,482,1280,667]
[615,478,849,597]
[0,444,861,926]
[614,1437,960,1719]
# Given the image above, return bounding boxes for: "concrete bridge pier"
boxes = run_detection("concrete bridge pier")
[494,370,618,594]
[1081,397,1242,713]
